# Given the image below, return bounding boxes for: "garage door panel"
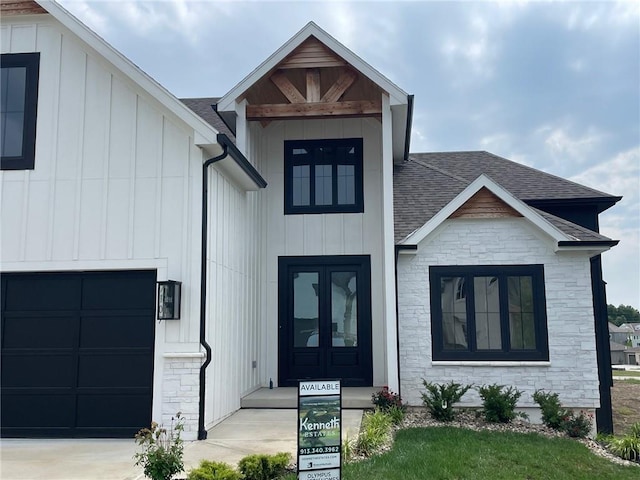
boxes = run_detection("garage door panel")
[78,353,153,388]
[76,394,152,429]
[2,315,77,349]
[1,394,75,427]
[2,354,75,387]
[82,274,156,310]
[1,270,156,438]
[4,276,80,311]
[80,315,154,348]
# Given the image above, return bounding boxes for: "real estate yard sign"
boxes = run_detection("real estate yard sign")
[297,380,342,480]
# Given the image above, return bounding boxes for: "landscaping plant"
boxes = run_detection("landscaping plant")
[237,452,292,480]
[371,386,404,412]
[134,413,185,480]
[478,384,522,423]
[533,390,570,430]
[421,380,472,422]
[563,410,593,438]
[186,460,242,480]
[603,422,640,462]
[354,409,393,457]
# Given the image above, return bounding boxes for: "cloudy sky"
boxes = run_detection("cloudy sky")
[57,0,639,308]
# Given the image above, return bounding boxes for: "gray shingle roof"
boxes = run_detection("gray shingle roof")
[394,151,619,244]
[180,97,236,141]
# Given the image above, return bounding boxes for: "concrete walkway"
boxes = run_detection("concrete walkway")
[0,409,363,480]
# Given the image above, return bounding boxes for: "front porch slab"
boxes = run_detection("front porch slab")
[241,387,379,409]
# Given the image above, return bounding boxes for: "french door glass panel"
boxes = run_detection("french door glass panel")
[330,271,358,347]
[293,272,319,347]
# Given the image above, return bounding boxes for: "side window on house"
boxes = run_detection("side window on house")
[1,52,40,170]
[430,265,549,361]
[284,138,363,214]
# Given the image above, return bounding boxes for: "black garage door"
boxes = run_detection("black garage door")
[1,270,156,438]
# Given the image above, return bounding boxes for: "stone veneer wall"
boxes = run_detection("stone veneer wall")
[397,218,599,416]
[162,353,204,440]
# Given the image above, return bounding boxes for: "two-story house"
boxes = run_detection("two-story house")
[1,0,620,440]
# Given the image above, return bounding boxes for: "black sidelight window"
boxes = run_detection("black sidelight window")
[284,138,363,214]
[1,53,40,170]
[430,265,549,361]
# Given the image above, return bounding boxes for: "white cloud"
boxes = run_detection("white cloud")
[537,123,606,165]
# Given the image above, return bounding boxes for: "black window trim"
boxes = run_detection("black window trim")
[284,138,364,215]
[429,264,549,361]
[1,52,40,170]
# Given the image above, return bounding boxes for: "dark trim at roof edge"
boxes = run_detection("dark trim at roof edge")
[395,244,418,251]
[213,103,237,138]
[403,94,414,162]
[558,240,619,248]
[526,197,622,214]
[217,133,267,188]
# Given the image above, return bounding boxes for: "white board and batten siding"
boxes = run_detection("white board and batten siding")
[1,16,263,437]
[244,117,390,387]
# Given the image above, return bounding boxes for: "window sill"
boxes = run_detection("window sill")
[431,361,551,367]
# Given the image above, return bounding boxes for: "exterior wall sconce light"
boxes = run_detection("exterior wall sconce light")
[157,280,181,320]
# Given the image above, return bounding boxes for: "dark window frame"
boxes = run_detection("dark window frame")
[284,138,364,214]
[430,264,549,361]
[1,52,40,170]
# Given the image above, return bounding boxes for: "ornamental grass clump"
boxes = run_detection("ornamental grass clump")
[134,413,185,480]
[478,384,522,423]
[421,380,472,422]
[602,422,640,462]
[354,409,393,457]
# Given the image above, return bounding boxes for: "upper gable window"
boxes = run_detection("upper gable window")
[284,138,363,214]
[1,53,40,170]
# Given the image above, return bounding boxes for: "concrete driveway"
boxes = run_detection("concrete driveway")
[0,409,363,480]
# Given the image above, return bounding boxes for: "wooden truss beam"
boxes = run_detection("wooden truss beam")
[321,69,357,103]
[270,71,306,104]
[246,100,382,120]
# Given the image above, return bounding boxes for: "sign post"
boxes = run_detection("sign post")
[297,380,342,480]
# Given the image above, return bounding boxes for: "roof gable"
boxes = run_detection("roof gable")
[218,22,408,112]
[399,174,568,247]
[31,0,221,150]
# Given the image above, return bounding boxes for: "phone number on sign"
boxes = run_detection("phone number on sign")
[299,446,340,455]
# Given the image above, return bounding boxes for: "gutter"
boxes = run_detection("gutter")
[198,144,228,440]
[557,240,619,248]
[197,135,267,440]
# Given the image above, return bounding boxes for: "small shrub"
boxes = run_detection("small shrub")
[562,410,593,438]
[478,384,522,423]
[134,413,185,480]
[237,452,291,480]
[355,409,393,457]
[532,390,570,430]
[604,422,640,462]
[371,386,404,412]
[186,460,242,480]
[421,380,472,422]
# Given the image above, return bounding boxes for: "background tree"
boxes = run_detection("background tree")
[607,304,640,326]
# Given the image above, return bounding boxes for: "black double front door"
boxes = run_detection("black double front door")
[278,256,372,386]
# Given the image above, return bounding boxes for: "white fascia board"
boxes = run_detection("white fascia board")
[218,21,409,112]
[555,244,614,256]
[38,0,219,145]
[398,174,569,249]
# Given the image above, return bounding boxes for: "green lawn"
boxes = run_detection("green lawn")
[286,427,638,479]
[613,369,640,377]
